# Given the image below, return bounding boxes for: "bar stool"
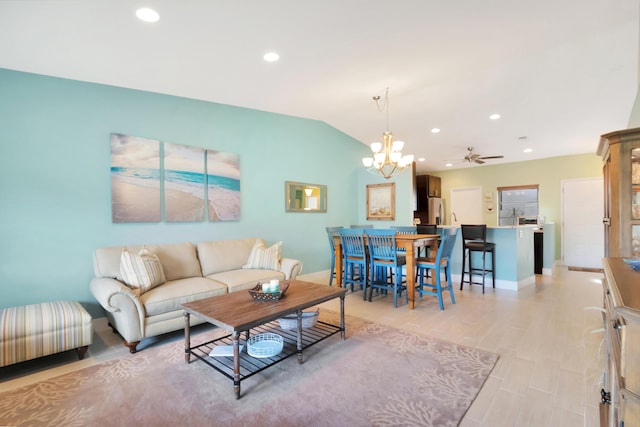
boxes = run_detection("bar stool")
[460,224,495,293]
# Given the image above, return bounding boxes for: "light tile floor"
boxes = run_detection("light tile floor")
[0,266,605,426]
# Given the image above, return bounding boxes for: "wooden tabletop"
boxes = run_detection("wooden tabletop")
[181,280,347,332]
[603,258,640,315]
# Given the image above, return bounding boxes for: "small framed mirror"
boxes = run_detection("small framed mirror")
[285,181,327,212]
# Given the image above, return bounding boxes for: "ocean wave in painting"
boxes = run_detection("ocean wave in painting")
[208,174,241,221]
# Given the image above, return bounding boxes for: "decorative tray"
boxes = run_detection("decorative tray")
[248,282,289,302]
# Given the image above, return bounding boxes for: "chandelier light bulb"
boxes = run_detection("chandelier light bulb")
[392,140,404,151]
[370,142,382,153]
[362,157,374,167]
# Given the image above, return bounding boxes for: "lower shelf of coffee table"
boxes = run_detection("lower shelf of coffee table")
[187,319,341,381]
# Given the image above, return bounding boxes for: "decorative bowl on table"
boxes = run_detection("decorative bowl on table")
[623,258,640,272]
[248,282,289,302]
[278,310,319,330]
[247,333,283,358]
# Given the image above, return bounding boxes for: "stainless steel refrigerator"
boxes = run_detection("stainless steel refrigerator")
[428,197,444,225]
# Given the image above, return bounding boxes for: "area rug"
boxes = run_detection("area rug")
[0,311,498,427]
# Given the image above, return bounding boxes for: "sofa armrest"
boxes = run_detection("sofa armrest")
[90,277,145,342]
[280,258,303,280]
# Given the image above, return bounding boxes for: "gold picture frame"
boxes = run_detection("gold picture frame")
[366,183,395,220]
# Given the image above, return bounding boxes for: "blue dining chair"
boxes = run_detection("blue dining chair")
[325,226,344,286]
[365,229,407,308]
[338,228,368,298]
[415,228,458,310]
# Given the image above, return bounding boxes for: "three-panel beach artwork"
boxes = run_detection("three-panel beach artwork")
[110,133,241,223]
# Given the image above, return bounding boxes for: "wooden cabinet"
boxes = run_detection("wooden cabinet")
[598,128,640,257]
[601,258,640,426]
[414,175,442,224]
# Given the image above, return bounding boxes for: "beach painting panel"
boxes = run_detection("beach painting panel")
[164,142,206,222]
[110,133,161,223]
[207,150,241,221]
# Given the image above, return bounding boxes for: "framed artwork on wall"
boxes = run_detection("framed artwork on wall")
[366,183,395,220]
[110,132,241,223]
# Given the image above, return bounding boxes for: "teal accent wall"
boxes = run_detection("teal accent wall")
[1,68,419,315]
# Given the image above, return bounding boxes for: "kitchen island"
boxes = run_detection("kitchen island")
[443,225,545,291]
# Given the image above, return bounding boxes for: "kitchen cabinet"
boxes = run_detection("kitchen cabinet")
[598,128,640,257]
[415,174,441,198]
[600,258,640,426]
[414,175,441,224]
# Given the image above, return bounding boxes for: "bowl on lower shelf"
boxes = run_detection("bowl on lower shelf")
[278,310,319,330]
[247,333,283,358]
[623,258,640,271]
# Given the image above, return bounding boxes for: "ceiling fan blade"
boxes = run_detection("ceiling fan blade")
[475,159,485,164]
[478,155,504,160]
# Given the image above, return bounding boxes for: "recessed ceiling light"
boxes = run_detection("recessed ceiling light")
[445,162,453,167]
[136,8,160,22]
[264,52,280,62]
[418,157,425,162]
[523,148,533,153]
[489,113,501,120]
[431,128,440,133]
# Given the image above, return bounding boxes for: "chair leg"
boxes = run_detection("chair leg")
[481,251,486,294]
[491,249,496,289]
[329,257,335,286]
[446,265,456,305]
[362,262,368,300]
[435,269,444,311]
[460,247,466,290]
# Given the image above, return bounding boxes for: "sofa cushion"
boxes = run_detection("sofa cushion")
[140,277,227,317]
[207,269,285,293]
[120,248,166,294]
[94,242,201,282]
[243,240,281,270]
[197,238,259,276]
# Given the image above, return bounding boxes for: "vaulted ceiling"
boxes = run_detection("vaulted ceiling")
[1,1,637,172]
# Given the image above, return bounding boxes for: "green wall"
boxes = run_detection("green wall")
[432,153,603,260]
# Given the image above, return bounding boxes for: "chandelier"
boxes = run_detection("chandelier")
[362,88,414,179]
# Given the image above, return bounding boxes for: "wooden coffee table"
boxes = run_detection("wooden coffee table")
[181,280,347,399]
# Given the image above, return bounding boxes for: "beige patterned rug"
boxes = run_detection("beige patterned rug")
[0,311,498,427]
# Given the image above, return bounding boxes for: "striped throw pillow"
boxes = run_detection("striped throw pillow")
[120,247,166,294]
[243,241,282,270]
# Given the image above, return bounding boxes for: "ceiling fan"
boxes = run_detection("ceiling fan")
[463,147,504,164]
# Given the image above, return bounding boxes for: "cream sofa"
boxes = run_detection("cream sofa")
[90,238,302,353]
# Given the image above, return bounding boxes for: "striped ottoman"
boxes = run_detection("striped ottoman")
[0,301,93,367]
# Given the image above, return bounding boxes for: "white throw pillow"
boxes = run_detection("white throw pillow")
[120,247,167,294]
[243,240,282,270]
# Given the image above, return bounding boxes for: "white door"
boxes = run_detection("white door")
[562,177,604,269]
[450,187,482,226]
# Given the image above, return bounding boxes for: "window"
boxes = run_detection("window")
[498,185,539,226]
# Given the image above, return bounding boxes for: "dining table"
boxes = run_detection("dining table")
[332,233,441,310]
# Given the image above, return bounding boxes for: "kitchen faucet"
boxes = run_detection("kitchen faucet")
[450,212,457,224]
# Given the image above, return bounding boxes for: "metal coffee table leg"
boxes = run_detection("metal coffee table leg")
[340,295,346,340]
[184,312,191,363]
[233,331,241,399]
[296,310,303,364]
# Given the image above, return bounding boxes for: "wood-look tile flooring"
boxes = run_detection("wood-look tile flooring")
[1,266,605,426]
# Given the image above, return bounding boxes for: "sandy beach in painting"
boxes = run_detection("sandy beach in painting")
[165,186,219,222]
[112,178,219,222]
[111,177,161,223]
